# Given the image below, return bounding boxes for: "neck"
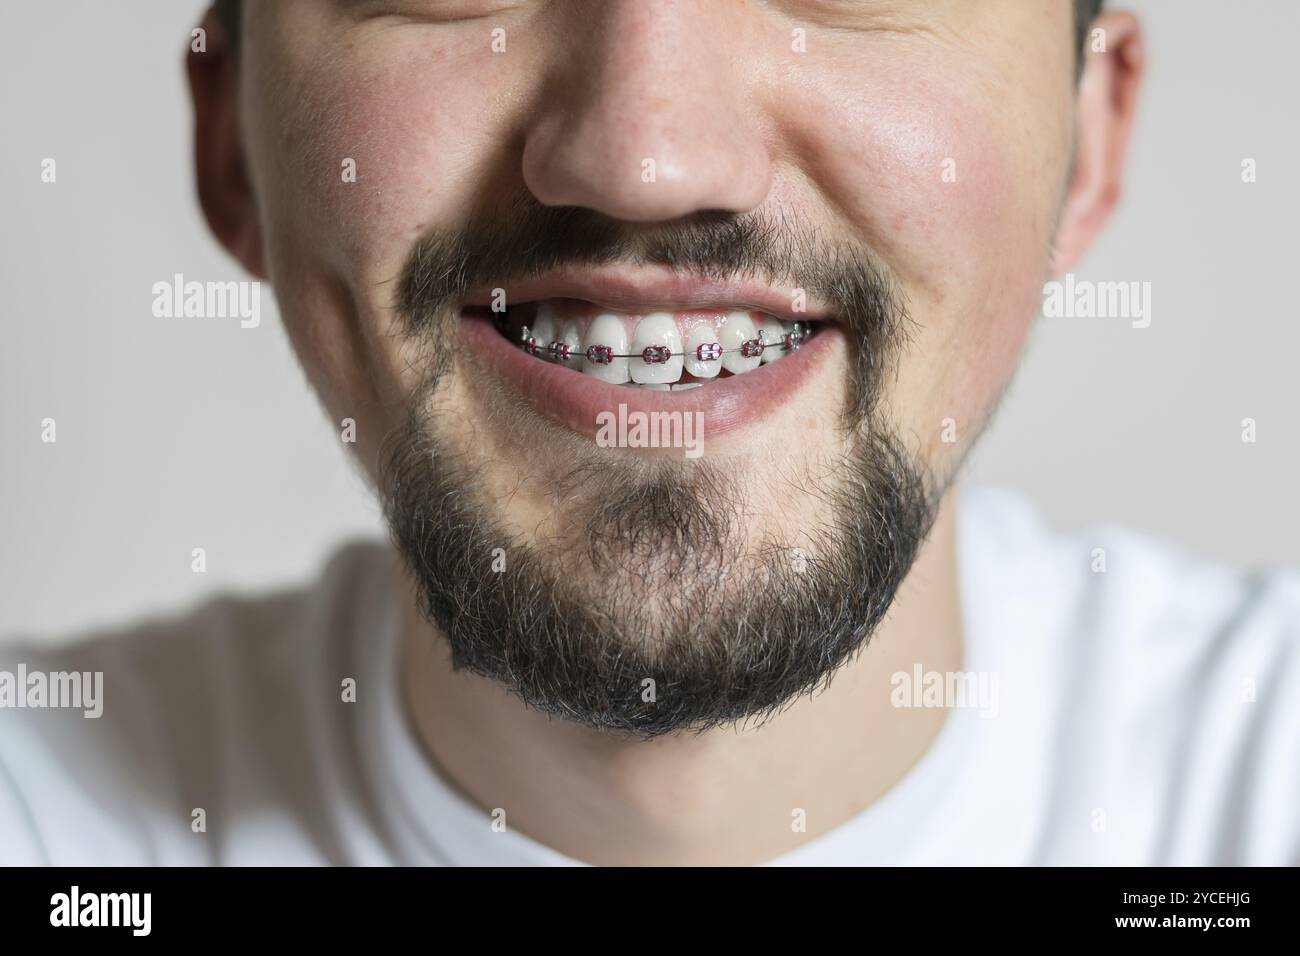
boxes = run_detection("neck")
[399,486,964,866]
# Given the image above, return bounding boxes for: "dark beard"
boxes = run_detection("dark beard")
[379,196,938,737]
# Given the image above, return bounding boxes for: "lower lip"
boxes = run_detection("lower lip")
[457,312,843,441]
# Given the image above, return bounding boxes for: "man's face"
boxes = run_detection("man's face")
[222,0,1080,733]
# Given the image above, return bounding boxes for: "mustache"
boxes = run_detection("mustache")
[394,192,912,422]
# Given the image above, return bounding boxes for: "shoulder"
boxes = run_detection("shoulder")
[960,486,1300,863]
[0,540,395,865]
[962,484,1300,658]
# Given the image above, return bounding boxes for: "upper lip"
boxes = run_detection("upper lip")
[462,265,835,323]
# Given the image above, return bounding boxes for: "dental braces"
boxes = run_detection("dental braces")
[519,322,812,365]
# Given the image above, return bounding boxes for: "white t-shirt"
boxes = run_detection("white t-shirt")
[2,487,1297,866]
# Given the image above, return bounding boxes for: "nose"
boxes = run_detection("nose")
[522,0,773,222]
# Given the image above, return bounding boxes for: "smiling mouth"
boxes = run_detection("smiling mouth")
[469,298,819,391]
[453,272,842,442]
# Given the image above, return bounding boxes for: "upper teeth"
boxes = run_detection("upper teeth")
[686,325,723,379]
[629,313,683,384]
[758,316,786,364]
[517,306,810,386]
[582,312,631,384]
[720,311,762,374]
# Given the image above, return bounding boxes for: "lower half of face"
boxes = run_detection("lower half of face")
[243,0,1074,734]
[379,288,935,735]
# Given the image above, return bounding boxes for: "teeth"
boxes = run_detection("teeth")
[719,311,762,374]
[684,324,723,379]
[630,312,684,385]
[671,382,704,391]
[555,320,583,367]
[532,304,558,362]
[636,383,672,391]
[759,317,786,364]
[521,306,814,382]
[582,313,630,384]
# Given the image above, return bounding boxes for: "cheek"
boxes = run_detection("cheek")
[776,53,1062,448]
[247,33,516,435]
[271,41,498,283]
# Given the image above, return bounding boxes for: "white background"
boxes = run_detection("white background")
[2,1,1297,639]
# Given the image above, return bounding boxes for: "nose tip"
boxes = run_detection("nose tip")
[519,3,772,223]
[523,109,772,222]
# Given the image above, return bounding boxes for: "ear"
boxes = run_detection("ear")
[1050,11,1146,274]
[187,10,267,278]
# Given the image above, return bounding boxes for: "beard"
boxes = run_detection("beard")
[379,194,939,737]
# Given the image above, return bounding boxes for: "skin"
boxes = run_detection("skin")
[189,0,1144,864]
